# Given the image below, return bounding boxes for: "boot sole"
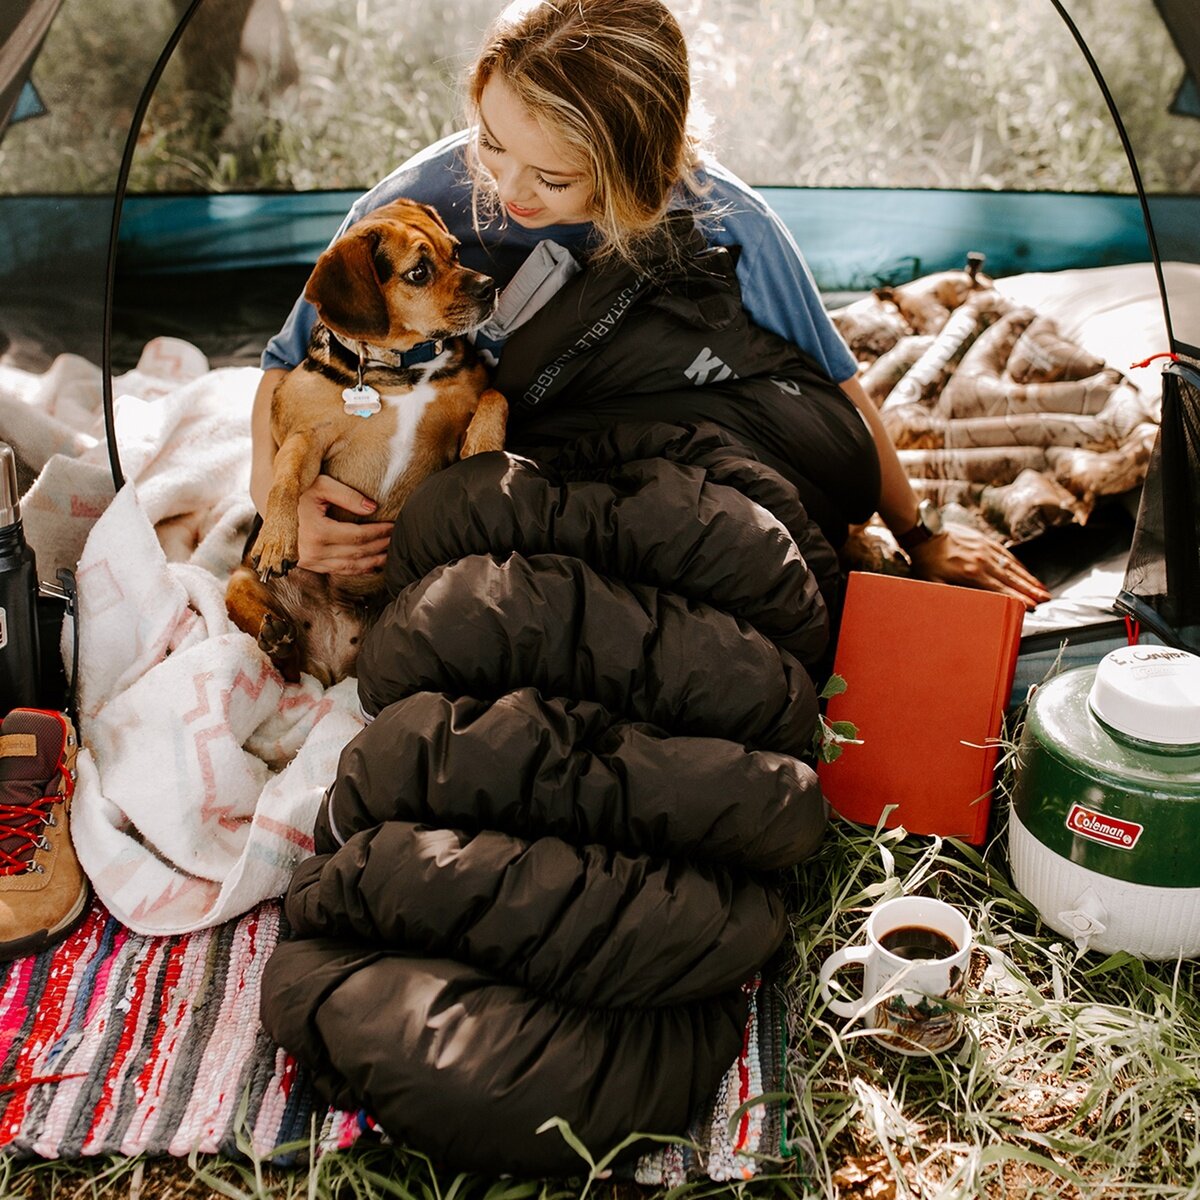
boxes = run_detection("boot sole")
[0,882,91,964]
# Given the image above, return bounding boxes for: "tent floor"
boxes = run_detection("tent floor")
[113,265,313,372]
[0,266,310,376]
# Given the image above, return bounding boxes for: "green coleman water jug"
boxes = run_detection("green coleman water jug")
[1009,645,1200,959]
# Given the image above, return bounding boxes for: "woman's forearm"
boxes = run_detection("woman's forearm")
[838,375,919,535]
[838,374,1050,604]
[251,368,287,517]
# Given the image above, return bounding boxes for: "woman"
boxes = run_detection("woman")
[252,0,1049,607]
[259,4,1038,1169]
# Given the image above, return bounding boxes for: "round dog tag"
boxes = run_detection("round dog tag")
[342,384,381,417]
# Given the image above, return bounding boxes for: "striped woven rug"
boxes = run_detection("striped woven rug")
[0,899,787,1182]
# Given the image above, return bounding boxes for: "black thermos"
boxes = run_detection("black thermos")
[0,443,41,710]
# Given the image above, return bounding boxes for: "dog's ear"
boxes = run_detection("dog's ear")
[305,227,390,341]
[414,201,452,238]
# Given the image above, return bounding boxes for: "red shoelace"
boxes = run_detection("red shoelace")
[0,794,58,875]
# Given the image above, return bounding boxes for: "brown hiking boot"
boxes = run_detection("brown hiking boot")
[0,709,90,961]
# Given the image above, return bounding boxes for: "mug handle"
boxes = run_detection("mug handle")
[819,944,873,1018]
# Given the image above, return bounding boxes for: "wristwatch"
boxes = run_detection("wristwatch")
[895,498,945,551]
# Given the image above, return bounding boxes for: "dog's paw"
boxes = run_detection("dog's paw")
[460,435,498,458]
[251,526,299,581]
[258,613,298,661]
[461,389,508,459]
[460,422,506,458]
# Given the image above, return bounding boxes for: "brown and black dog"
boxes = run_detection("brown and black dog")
[226,197,507,684]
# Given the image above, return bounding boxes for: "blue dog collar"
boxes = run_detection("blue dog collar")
[397,338,445,366]
[331,330,446,371]
[335,335,447,417]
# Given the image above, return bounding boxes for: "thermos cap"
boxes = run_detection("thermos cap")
[0,443,20,529]
[1088,645,1200,747]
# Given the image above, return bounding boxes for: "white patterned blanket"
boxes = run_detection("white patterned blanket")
[2,339,363,934]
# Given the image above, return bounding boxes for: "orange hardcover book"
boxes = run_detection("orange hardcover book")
[816,572,1025,845]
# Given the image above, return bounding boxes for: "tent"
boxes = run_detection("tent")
[1,0,1197,656]
[1,1,1199,1179]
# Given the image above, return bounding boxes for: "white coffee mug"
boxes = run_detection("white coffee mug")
[818,895,973,1054]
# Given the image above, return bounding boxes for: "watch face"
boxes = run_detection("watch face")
[898,500,943,551]
[920,500,943,537]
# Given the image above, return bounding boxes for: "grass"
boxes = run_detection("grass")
[0,1144,594,1199]
[3,709,1200,1199]
[3,0,1198,195]
[686,0,1200,192]
[780,710,1200,1199]
[780,811,1200,1198]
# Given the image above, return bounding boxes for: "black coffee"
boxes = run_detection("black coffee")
[879,925,958,961]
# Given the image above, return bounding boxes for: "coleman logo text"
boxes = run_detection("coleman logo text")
[1065,803,1143,850]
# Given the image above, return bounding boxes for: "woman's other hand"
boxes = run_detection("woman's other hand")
[836,374,1050,609]
[295,475,394,576]
[907,524,1051,609]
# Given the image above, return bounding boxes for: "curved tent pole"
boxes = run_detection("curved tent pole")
[1048,0,1177,352]
[1051,1,1193,649]
[101,0,205,492]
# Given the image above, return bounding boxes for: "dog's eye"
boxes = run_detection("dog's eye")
[404,261,431,286]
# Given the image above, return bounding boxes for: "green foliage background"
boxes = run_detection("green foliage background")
[3,0,1198,195]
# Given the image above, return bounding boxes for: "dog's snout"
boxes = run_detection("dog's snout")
[468,274,498,305]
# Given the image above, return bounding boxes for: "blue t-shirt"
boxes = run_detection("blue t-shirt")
[261,129,857,384]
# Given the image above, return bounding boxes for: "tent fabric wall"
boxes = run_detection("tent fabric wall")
[1119,362,1200,651]
[1061,0,1200,355]
[1154,0,1200,108]
[104,188,1186,285]
[3,1,1198,362]
[0,0,168,373]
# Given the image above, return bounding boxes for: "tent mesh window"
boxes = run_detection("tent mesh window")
[1121,360,1200,650]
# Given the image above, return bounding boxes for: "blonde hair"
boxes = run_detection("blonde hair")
[466,0,704,271]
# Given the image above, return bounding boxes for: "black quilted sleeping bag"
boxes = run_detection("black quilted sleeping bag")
[260,217,881,1175]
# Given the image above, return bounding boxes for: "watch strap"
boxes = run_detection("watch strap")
[895,500,943,551]
[896,521,933,551]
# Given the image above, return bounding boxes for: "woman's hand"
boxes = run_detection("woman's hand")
[907,524,1051,609]
[830,379,1050,608]
[251,373,391,576]
[295,475,394,576]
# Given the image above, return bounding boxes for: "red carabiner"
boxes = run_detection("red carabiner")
[1129,351,1180,370]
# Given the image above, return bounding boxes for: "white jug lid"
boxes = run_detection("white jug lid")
[1088,646,1200,747]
